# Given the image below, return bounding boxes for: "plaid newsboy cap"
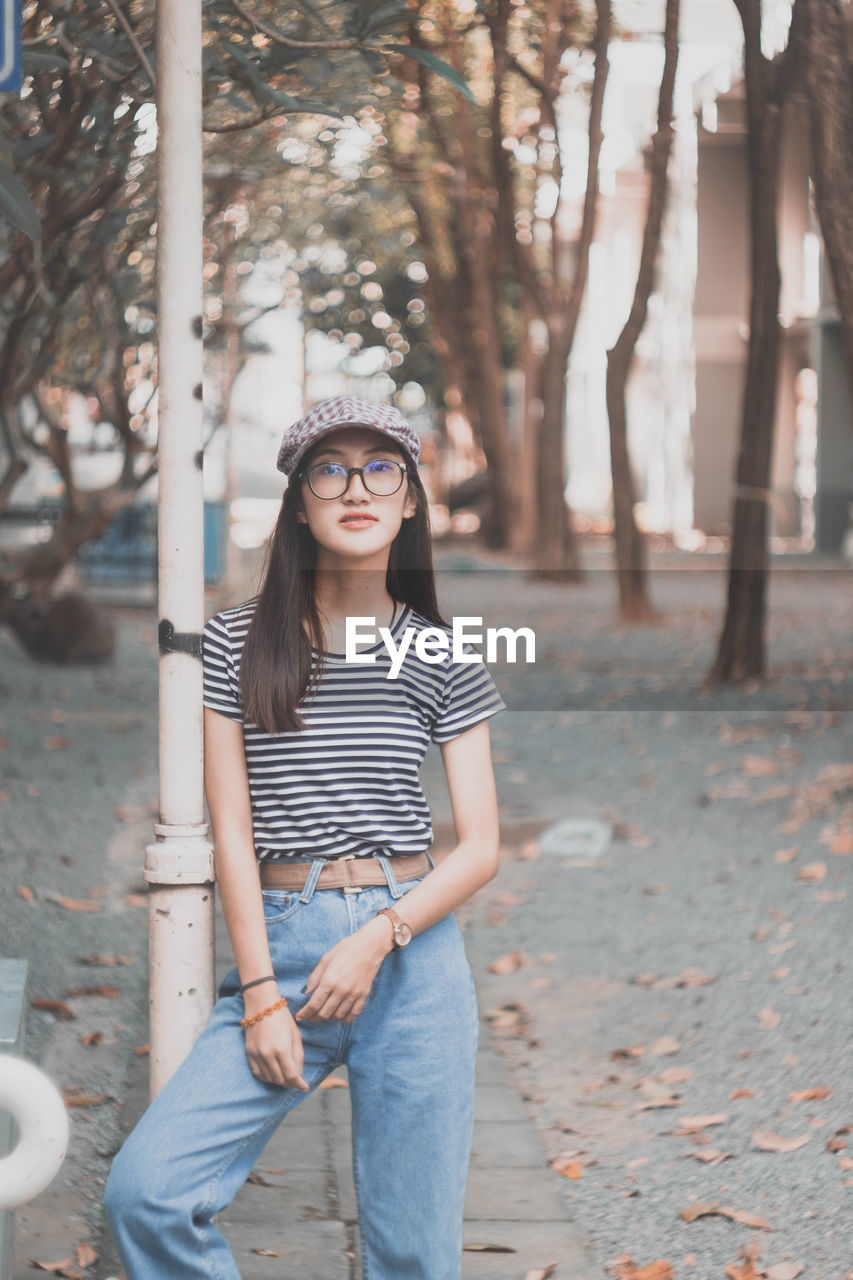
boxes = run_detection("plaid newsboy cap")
[276,395,421,476]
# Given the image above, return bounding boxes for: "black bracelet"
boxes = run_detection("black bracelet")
[240,974,277,993]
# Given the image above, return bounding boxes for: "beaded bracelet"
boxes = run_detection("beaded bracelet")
[240,996,288,1029]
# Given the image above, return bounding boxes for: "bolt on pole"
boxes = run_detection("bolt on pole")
[146,0,215,1098]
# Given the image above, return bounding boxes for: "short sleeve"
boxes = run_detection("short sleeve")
[431,645,507,744]
[203,615,244,722]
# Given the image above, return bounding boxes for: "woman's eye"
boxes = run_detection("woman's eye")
[315,463,345,476]
[365,460,395,474]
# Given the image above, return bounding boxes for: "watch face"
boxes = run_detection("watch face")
[395,921,413,947]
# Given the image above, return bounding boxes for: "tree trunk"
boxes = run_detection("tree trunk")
[605,0,680,622]
[800,0,853,395]
[710,0,792,682]
[531,332,581,579]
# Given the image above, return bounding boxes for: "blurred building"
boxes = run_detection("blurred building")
[560,0,852,553]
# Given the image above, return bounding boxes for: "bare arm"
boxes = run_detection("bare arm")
[297,718,500,1023]
[204,706,309,1089]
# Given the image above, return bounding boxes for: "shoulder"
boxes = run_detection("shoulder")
[203,598,258,653]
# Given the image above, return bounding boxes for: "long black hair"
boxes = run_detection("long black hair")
[239,446,448,734]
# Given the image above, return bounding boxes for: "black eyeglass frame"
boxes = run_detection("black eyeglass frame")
[297,458,414,500]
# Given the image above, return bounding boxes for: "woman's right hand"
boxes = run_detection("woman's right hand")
[243,998,310,1090]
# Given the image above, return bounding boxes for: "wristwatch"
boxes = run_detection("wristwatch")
[376,907,413,949]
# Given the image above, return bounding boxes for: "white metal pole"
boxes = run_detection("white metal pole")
[146,0,215,1098]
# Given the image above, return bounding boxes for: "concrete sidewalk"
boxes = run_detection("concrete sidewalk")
[95,898,600,1280]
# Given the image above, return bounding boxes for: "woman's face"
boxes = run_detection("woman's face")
[295,426,417,564]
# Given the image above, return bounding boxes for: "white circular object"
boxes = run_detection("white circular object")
[0,1057,70,1209]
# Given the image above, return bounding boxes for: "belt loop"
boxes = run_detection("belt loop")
[376,853,402,899]
[299,859,324,904]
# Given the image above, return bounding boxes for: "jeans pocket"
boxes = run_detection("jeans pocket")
[261,889,303,925]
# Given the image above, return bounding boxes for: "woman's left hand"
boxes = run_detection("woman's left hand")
[296,917,394,1024]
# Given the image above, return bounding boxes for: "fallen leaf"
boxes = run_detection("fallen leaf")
[75,1244,97,1268]
[788,1087,831,1102]
[730,1089,755,1100]
[61,1092,113,1108]
[829,826,853,855]
[774,847,798,863]
[487,949,531,975]
[463,1242,517,1252]
[483,1003,527,1031]
[251,1248,281,1257]
[753,784,794,803]
[764,1264,804,1280]
[771,967,790,981]
[81,1031,104,1047]
[678,1114,728,1132]
[796,862,826,883]
[718,1205,772,1230]
[611,1044,645,1060]
[635,1079,681,1110]
[758,1008,781,1029]
[246,1171,271,1186]
[30,999,75,1021]
[27,1259,83,1278]
[605,1257,673,1280]
[523,1263,558,1280]
[44,736,71,750]
[552,1157,584,1179]
[690,1148,733,1164]
[658,1066,693,1084]
[753,1130,810,1152]
[76,954,134,967]
[63,986,120,999]
[318,1075,348,1089]
[839,1155,853,1170]
[650,1036,680,1056]
[653,969,716,989]
[724,1258,758,1280]
[680,1200,719,1222]
[17,885,36,903]
[54,898,102,914]
[124,893,148,908]
[134,1044,150,1055]
[780,763,853,832]
[742,756,779,777]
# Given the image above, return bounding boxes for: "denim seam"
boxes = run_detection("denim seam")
[350,1125,371,1280]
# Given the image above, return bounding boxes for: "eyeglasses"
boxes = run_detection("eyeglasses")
[299,458,410,500]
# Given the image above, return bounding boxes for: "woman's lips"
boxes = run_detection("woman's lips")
[339,515,378,527]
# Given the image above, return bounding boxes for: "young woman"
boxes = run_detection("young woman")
[104,395,506,1279]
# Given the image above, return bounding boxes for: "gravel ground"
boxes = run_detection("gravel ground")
[1,542,851,1279]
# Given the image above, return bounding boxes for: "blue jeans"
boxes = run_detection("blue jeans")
[104,857,480,1279]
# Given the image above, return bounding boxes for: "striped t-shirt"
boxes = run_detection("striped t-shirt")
[202,598,506,861]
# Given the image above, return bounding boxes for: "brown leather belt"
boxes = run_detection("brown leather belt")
[258,850,431,891]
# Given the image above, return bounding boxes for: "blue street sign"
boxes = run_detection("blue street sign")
[0,0,21,93]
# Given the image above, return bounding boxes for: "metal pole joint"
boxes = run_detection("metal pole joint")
[144,826,215,885]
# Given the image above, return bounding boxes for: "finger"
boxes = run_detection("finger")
[249,1052,285,1088]
[336,995,360,1022]
[296,985,335,1022]
[276,1052,309,1091]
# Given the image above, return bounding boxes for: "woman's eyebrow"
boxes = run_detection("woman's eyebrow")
[311,443,400,460]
